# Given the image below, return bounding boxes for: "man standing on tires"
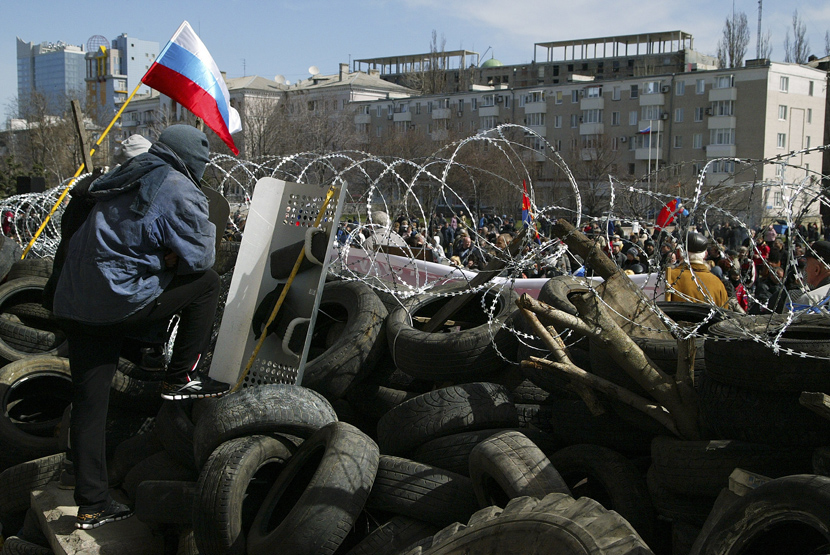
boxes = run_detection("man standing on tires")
[665,231,729,308]
[53,125,230,530]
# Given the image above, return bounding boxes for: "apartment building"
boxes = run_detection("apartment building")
[353,60,826,224]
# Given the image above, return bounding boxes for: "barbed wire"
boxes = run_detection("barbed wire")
[2,125,829,359]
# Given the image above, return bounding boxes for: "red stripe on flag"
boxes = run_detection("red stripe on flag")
[143,63,238,155]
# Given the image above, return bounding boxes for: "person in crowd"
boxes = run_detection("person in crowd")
[794,240,830,306]
[665,231,729,308]
[621,247,645,274]
[52,125,229,530]
[726,267,748,312]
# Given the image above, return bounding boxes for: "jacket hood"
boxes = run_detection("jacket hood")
[88,142,201,217]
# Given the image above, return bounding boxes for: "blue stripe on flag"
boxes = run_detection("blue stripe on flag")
[157,42,230,127]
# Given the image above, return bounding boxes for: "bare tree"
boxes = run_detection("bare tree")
[563,133,623,218]
[759,29,773,59]
[784,10,810,64]
[403,30,449,95]
[717,11,751,68]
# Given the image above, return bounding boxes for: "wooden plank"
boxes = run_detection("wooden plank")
[422,227,527,333]
[552,219,669,338]
[799,391,830,421]
[71,100,93,174]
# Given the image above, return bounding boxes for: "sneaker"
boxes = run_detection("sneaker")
[161,372,230,401]
[75,500,132,530]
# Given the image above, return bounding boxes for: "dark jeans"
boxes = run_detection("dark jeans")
[66,269,220,510]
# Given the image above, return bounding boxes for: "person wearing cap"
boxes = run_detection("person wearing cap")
[665,231,729,308]
[53,124,230,529]
[622,246,645,274]
[794,240,830,306]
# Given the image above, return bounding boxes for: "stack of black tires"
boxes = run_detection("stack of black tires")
[1,258,829,555]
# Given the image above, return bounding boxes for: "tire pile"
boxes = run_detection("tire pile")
[0,253,829,554]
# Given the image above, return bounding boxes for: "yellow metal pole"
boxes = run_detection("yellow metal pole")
[21,81,145,259]
[232,186,337,392]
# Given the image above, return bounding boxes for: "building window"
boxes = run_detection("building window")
[778,105,787,120]
[471,98,477,110]
[555,91,563,104]
[780,76,789,92]
[709,100,734,116]
[643,81,661,94]
[376,126,382,137]
[673,135,682,148]
[376,106,382,117]
[693,133,703,149]
[612,137,619,151]
[481,115,497,129]
[714,75,733,89]
[482,94,495,107]
[586,86,602,98]
[415,102,421,115]
[674,108,684,123]
[630,84,639,99]
[809,81,814,96]
[696,79,705,94]
[582,109,602,124]
[774,191,783,206]
[710,128,736,145]
[504,96,511,108]
[806,136,811,148]
[570,114,578,128]
[571,90,579,103]
[553,115,562,128]
[428,102,433,113]
[612,111,620,126]
[526,113,545,126]
[641,105,662,121]
[612,86,621,100]
[777,133,786,148]
[676,81,685,95]
[807,108,812,123]
[694,107,705,122]
[629,111,637,126]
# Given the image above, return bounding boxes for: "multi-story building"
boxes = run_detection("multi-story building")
[353,59,825,225]
[354,31,718,92]
[16,37,86,116]
[85,34,159,117]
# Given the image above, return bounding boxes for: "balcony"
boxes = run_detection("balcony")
[479,105,499,117]
[431,129,449,141]
[527,125,546,137]
[635,147,664,161]
[707,116,736,130]
[706,144,737,157]
[393,112,412,122]
[639,93,666,107]
[524,101,547,114]
[580,97,604,110]
[354,114,371,125]
[709,87,737,102]
[580,123,604,135]
[432,108,450,120]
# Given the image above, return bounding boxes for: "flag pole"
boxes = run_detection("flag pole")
[21,81,145,259]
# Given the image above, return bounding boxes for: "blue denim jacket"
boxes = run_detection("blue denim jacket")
[53,143,216,324]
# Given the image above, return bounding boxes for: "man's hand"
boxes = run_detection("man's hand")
[164,250,179,269]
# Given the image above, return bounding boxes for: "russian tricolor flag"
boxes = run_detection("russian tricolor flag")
[142,21,241,155]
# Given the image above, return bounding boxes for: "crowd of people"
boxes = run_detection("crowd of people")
[341,211,830,314]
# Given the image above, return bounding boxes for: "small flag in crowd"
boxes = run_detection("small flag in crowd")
[142,21,242,155]
[522,180,532,229]
[654,198,688,230]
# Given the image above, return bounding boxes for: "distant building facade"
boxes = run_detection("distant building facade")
[16,37,86,116]
[85,34,159,116]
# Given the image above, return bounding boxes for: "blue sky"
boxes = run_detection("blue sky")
[3,0,829,121]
